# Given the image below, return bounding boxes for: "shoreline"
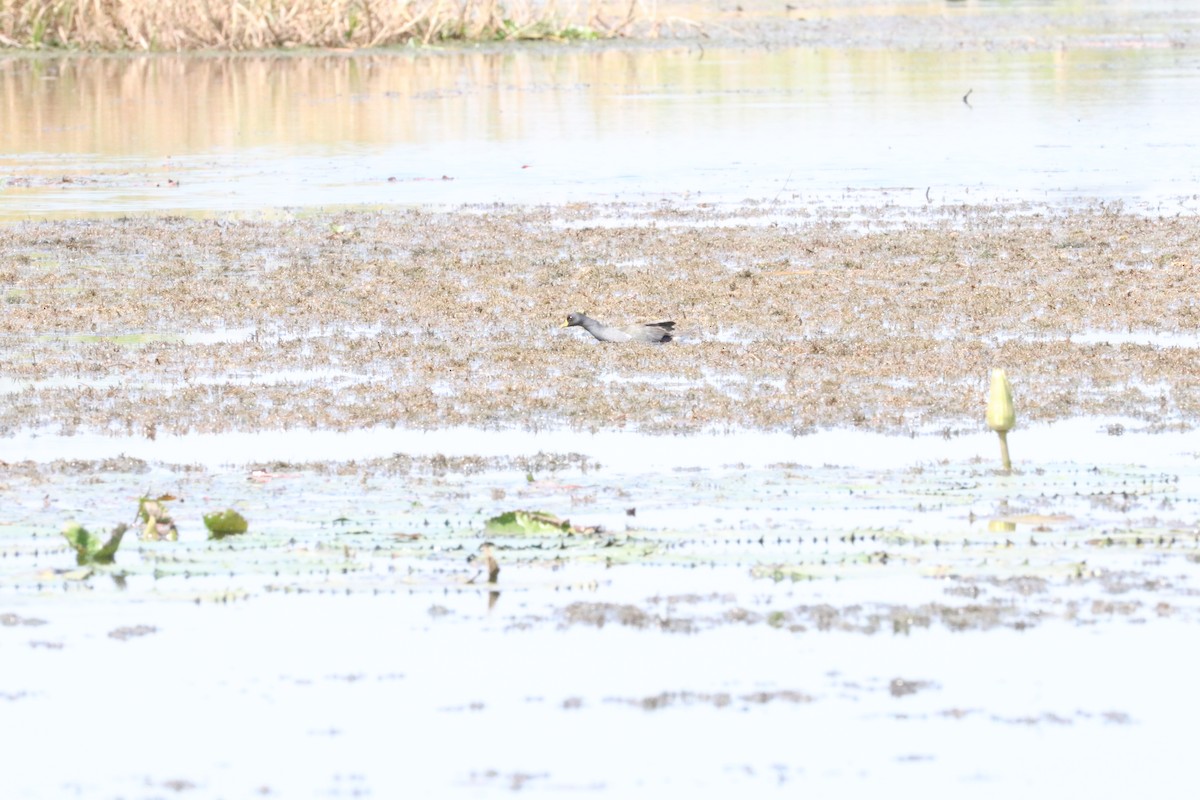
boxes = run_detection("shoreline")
[2,0,1197,54]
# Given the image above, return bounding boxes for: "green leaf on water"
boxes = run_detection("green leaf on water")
[485,510,570,535]
[61,522,95,556]
[93,526,127,562]
[62,521,128,565]
[484,510,600,536]
[204,509,249,538]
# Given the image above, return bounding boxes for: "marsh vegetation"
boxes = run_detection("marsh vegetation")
[0,0,656,49]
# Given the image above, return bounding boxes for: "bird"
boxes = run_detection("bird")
[560,312,675,343]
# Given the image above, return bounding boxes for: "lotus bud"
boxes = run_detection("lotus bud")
[986,369,1014,471]
[986,369,1015,433]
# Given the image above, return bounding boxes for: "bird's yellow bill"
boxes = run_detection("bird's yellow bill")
[559,319,570,328]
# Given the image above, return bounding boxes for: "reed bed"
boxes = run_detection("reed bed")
[0,0,655,50]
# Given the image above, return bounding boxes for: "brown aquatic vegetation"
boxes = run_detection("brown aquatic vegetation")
[553,596,1141,635]
[108,623,157,640]
[605,689,814,710]
[0,0,646,50]
[0,202,1198,438]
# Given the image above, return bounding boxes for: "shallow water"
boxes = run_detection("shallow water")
[6,598,1197,798]
[3,34,1199,218]
[4,443,1200,797]
[0,415,1196,470]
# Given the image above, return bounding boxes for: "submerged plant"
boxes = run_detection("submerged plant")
[62,522,128,565]
[986,368,1015,471]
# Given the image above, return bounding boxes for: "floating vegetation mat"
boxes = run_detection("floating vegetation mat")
[1,202,1199,437]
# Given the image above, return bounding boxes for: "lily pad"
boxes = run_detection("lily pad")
[61,522,128,565]
[485,510,593,536]
[204,509,249,538]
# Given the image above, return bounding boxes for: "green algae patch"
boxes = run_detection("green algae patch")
[204,509,249,538]
[62,521,128,565]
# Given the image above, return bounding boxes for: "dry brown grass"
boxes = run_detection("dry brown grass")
[0,0,653,50]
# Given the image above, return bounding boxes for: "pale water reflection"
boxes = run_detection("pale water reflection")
[4,416,1197,470]
[2,40,1197,218]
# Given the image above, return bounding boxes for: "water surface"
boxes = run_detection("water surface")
[3,40,1197,218]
